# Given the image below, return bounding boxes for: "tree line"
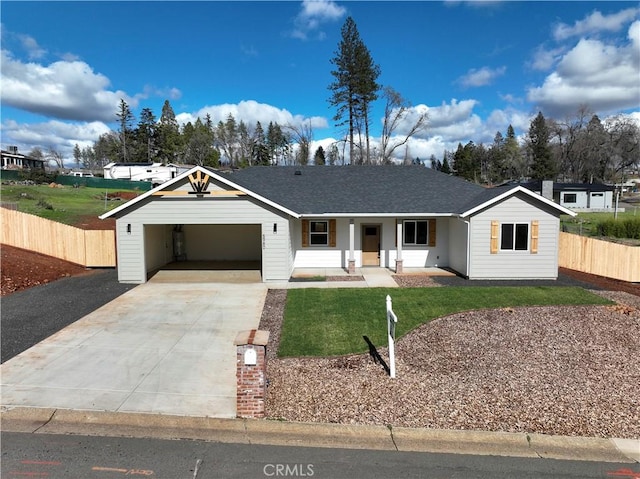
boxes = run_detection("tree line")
[432,109,639,185]
[27,16,638,186]
[63,16,426,171]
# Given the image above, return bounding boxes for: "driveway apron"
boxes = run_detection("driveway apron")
[0,281,267,418]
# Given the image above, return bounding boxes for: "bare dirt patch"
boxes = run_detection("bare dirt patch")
[1,244,91,296]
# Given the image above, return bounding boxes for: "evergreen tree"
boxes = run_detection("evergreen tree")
[314,146,326,165]
[157,100,182,163]
[528,112,556,180]
[504,125,525,180]
[185,118,217,167]
[135,107,157,162]
[252,121,270,165]
[488,131,507,184]
[266,122,288,165]
[94,131,121,166]
[328,16,380,164]
[583,114,607,181]
[116,99,135,162]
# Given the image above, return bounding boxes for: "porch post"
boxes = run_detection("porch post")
[395,220,403,274]
[348,218,356,274]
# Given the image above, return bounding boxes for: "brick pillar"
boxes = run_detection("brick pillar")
[234,329,270,419]
[348,259,356,274]
[395,259,403,274]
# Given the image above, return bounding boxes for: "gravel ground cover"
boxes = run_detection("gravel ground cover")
[259,283,640,439]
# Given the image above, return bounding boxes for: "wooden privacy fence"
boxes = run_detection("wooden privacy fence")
[1,209,116,267]
[559,232,639,283]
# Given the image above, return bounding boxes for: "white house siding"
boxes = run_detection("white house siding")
[388,218,450,268]
[292,217,450,269]
[448,218,469,277]
[115,219,147,283]
[589,191,610,209]
[468,194,560,280]
[560,191,588,208]
[292,218,350,268]
[113,196,291,283]
[144,224,172,272]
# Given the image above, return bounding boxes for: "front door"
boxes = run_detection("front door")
[362,225,380,266]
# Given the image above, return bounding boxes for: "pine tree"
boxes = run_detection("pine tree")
[528,112,556,180]
[136,107,157,162]
[116,99,135,162]
[157,100,182,163]
[314,146,326,165]
[328,16,380,165]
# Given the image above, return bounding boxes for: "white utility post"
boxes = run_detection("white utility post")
[386,294,398,379]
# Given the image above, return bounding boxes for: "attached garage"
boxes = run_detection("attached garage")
[143,224,262,275]
[100,168,295,283]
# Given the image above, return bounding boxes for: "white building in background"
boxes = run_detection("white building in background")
[103,162,192,186]
[1,146,46,171]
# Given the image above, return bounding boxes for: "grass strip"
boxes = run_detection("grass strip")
[278,286,611,357]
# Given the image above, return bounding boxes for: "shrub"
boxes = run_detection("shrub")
[36,199,54,210]
[18,169,57,185]
[596,218,640,239]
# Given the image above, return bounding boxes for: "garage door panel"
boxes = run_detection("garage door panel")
[184,224,261,261]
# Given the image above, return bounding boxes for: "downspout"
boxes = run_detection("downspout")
[395,220,403,274]
[464,218,471,279]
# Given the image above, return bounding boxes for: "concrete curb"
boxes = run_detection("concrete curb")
[1,407,637,463]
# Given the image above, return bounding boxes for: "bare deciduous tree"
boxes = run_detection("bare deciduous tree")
[46,147,65,170]
[378,86,428,164]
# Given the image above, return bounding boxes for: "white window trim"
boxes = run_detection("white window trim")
[403,220,429,246]
[500,222,529,251]
[309,220,329,246]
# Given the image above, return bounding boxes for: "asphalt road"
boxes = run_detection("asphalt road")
[3,432,637,479]
[1,269,136,363]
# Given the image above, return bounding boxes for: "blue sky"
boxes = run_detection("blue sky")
[1,1,639,163]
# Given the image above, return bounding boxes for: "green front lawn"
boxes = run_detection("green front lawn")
[278,287,611,357]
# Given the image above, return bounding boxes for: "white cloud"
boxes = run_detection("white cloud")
[553,7,640,41]
[1,118,111,159]
[17,34,46,60]
[529,45,566,71]
[457,66,506,88]
[291,0,346,40]
[177,99,328,131]
[423,99,478,129]
[0,49,135,122]
[527,22,640,117]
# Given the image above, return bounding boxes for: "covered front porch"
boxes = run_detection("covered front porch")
[293,217,455,272]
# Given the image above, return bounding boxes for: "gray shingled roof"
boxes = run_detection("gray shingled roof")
[218,165,498,215]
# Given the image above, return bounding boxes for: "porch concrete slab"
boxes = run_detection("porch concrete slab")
[361,268,399,287]
[0,281,267,418]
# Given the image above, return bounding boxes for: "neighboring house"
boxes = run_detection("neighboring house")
[1,146,45,171]
[100,165,576,283]
[103,162,192,186]
[518,180,615,211]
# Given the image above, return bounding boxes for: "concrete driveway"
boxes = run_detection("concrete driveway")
[0,280,267,418]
